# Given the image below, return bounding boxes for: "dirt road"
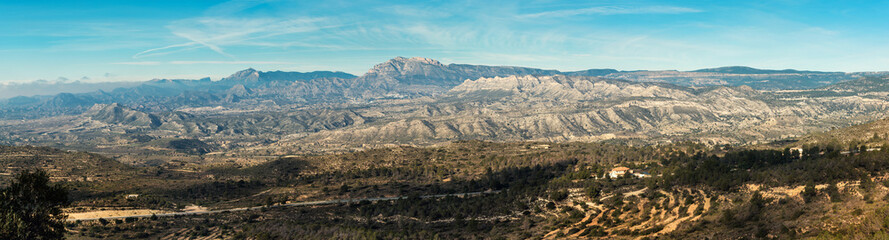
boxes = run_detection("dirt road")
[68,191,498,221]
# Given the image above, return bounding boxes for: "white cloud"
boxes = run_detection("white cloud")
[134,14,335,58]
[375,5,452,18]
[112,61,162,65]
[521,6,702,18]
[113,60,292,65]
[168,61,293,65]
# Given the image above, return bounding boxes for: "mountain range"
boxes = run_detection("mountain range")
[1,57,889,157]
[3,57,881,114]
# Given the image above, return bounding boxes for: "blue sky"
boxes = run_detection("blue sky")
[2,0,888,83]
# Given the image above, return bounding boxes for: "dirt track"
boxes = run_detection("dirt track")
[68,191,498,221]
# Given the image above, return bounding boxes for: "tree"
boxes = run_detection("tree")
[0,169,69,239]
[802,182,818,203]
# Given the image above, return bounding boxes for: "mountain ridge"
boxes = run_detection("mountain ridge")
[220,68,357,83]
[1,57,886,124]
[691,66,841,74]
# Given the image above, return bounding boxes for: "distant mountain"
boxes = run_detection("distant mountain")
[277,75,889,151]
[359,57,870,92]
[358,56,616,90]
[5,74,889,155]
[691,66,839,74]
[220,68,357,83]
[0,81,141,100]
[603,69,860,90]
[2,57,885,121]
[0,69,362,119]
[563,68,621,76]
[43,93,99,109]
[819,75,889,92]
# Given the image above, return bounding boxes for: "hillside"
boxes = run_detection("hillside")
[5,136,889,239]
[795,116,889,148]
[0,145,132,184]
[26,139,889,239]
[83,103,161,128]
[277,75,889,153]
[819,75,889,92]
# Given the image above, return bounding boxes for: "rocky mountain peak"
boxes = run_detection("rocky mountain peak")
[366,57,450,77]
[406,57,443,65]
[220,68,356,83]
[222,68,261,82]
[388,56,443,66]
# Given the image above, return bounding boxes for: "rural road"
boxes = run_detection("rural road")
[68,191,499,221]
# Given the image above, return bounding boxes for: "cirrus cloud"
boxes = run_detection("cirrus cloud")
[520,6,702,18]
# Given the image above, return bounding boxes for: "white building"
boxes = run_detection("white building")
[608,167,650,178]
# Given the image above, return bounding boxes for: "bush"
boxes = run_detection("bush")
[550,190,569,202]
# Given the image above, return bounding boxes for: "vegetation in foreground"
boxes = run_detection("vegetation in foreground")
[4,135,889,239]
[1,169,69,239]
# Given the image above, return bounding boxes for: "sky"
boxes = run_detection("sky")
[2,0,889,83]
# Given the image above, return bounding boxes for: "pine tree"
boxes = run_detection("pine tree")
[0,169,69,239]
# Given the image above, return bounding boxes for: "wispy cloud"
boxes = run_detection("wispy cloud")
[134,17,334,58]
[168,60,293,65]
[521,6,702,18]
[133,42,203,58]
[375,5,453,18]
[112,61,162,65]
[113,60,293,65]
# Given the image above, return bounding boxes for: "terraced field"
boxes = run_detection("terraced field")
[543,188,715,239]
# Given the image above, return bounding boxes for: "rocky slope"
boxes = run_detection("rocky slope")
[84,103,162,128]
[0,145,132,183]
[278,75,889,151]
[4,74,889,156]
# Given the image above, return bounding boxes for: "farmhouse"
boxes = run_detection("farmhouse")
[609,167,630,178]
[608,167,650,178]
